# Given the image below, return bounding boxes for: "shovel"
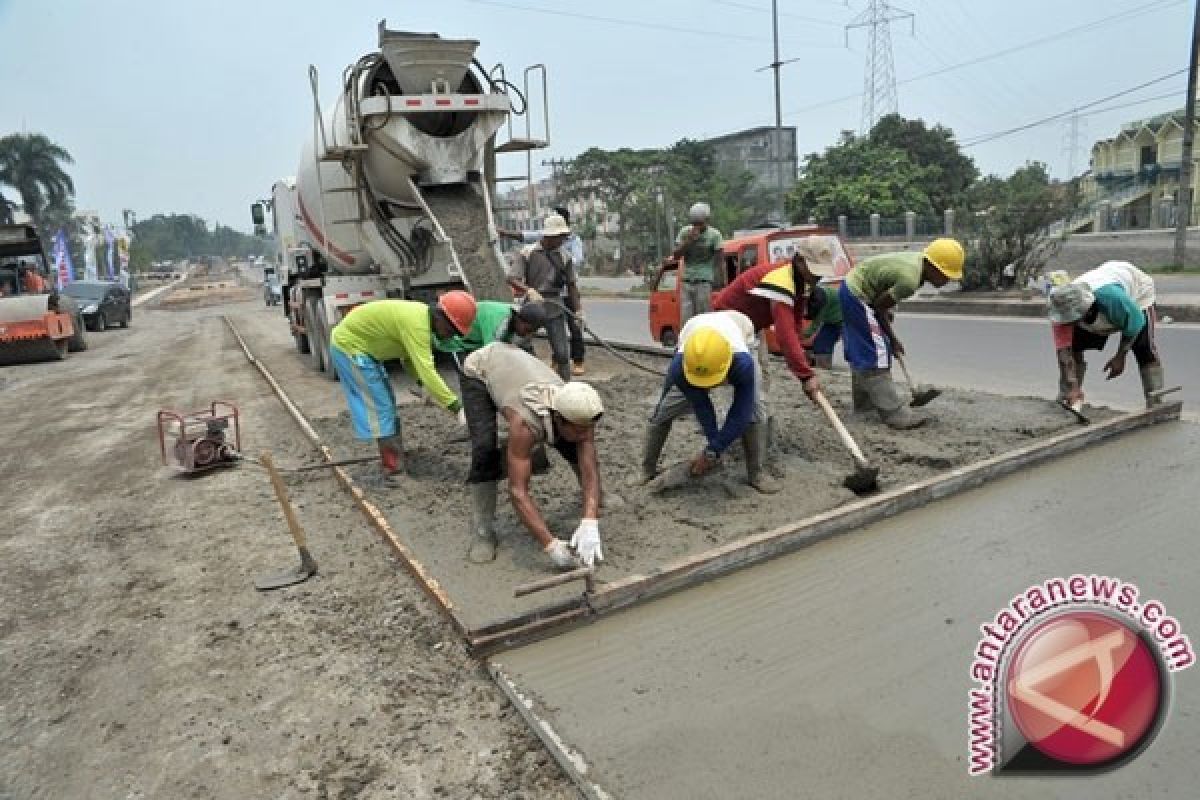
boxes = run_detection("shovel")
[1058,400,1091,426]
[255,451,318,590]
[645,460,697,494]
[894,354,941,407]
[814,391,880,494]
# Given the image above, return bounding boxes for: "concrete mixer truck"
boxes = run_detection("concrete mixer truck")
[252,21,549,377]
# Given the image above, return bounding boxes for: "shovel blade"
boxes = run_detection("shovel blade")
[842,466,880,495]
[255,560,317,591]
[909,386,942,407]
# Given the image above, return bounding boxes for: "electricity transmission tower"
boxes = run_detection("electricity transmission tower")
[845,0,914,133]
[1061,112,1087,180]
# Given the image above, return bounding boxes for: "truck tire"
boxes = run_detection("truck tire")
[316,303,338,382]
[68,314,88,352]
[51,338,68,360]
[304,297,326,373]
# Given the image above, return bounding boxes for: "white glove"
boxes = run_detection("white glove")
[525,288,544,304]
[569,518,603,567]
[455,408,467,428]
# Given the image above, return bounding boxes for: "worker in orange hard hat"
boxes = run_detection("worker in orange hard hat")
[328,291,477,485]
[839,237,964,429]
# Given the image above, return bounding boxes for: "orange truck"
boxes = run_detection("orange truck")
[647,225,855,349]
[0,224,87,363]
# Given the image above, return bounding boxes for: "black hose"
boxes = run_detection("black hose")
[542,298,666,378]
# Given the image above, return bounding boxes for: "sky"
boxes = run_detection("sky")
[0,0,1193,232]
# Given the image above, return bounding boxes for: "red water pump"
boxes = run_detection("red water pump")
[157,401,242,473]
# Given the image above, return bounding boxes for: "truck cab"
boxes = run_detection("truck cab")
[648,225,855,350]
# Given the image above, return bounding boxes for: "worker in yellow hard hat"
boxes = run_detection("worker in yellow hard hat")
[639,310,779,493]
[839,237,965,429]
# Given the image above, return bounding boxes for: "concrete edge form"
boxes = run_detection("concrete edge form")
[468,399,1183,654]
[487,661,613,800]
[222,315,470,639]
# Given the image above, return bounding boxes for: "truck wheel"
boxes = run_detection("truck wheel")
[316,303,338,382]
[120,309,130,328]
[51,338,68,360]
[304,298,326,373]
[68,314,88,352]
[660,328,677,349]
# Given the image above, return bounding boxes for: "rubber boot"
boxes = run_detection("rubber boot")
[531,445,551,476]
[742,422,782,494]
[554,361,572,382]
[863,369,927,430]
[851,371,872,412]
[640,422,672,483]
[467,482,499,563]
[1140,363,1165,408]
[377,434,406,485]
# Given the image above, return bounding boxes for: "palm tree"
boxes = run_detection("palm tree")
[0,133,75,228]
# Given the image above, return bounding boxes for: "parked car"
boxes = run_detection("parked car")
[62,280,132,331]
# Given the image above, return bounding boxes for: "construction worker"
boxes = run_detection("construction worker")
[802,282,844,369]
[1047,261,1165,409]
[506,212,582,381]
[665,202,725,325]
[640,310,780,494]
[19,266,46,293]
[712,251,822,403]
[433,299,548,356]
[328,293,477,485]
[460,342,605,568]
[839,238,964,429]
[498,205,588,375]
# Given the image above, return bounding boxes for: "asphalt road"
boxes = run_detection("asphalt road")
[581,298,1198,415]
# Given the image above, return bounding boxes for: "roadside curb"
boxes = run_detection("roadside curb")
[900,298,1200,323]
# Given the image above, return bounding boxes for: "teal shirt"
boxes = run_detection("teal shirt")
[433,300,514,354]
[1090,284,1145,341]
[676,225,724,283]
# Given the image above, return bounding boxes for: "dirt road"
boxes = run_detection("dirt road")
[0,295,572,799]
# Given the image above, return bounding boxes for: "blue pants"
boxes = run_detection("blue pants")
[809,323,843,357]
[838,282,891,371]
[329,345,398,439]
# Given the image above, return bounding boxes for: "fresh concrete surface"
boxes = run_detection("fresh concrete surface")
[493,420,1200,799]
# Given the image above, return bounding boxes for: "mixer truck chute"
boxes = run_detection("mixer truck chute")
[260,21,549,378]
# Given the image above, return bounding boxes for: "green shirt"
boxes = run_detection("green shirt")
[676,225,724,283]
[330,299,460,412]
[802,284,843,337]
[846,251,925,305]
[434,300,514,354]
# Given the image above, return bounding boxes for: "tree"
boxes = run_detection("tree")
[129,213,267,271]
[559,147,661,271]
[0,133,75,229]
[787,131,935,222]
[960,162,1078,291]
[869,114,977,212]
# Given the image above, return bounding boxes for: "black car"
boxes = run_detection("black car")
[62,281,132,331]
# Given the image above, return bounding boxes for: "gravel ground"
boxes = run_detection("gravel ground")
[0,295,574,799]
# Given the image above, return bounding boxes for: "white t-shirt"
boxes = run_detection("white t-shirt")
[1075,261,1155,310]
[677,310,755,355]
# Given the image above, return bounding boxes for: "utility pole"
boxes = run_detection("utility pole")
[846,0,914,134]
[770,0,786,225]
[1174,0,1200,267]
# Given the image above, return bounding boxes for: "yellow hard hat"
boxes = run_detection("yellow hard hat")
[683,327,733,389]
[924,238,965,281]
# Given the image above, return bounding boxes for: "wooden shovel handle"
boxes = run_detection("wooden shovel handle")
[894,353,916,389]
[814,392,870,468]
[261,451,308,551]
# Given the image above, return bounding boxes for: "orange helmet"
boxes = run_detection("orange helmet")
[438,290,477,335]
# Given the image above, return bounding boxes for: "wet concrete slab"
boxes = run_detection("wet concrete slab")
[491,422,1200,799]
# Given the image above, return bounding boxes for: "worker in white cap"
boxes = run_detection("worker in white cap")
[506,212,581,381]
[460,342,606,568]
[665,202,725,326]
[1047,261,1164,410]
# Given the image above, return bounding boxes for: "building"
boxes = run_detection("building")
[1085,109,1200,230]
[702,125,797,197]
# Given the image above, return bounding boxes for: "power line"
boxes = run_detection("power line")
[459,0,845,46]
[783,0,1186,118]
[704,0,843,27]
[960,70,1188,148]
